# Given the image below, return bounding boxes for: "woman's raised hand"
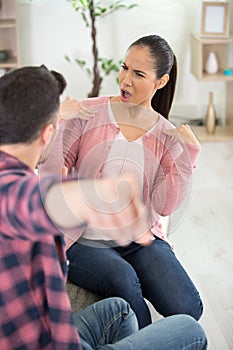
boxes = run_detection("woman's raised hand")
[59,96,96,120]
[163,124,200,146]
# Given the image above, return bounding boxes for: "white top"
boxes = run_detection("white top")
[83,103,145,242]
[102,103,145,200]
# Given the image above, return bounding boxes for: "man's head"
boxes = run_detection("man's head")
[0,65,66,146]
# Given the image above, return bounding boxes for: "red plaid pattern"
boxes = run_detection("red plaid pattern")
[0,151,82,349]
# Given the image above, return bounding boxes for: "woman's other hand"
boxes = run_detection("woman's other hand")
[59,96,96,120]
[163,124,200,146]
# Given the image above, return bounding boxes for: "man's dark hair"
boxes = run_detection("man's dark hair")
[0,65,66,145]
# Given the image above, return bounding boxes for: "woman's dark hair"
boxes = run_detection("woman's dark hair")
[0,65,66,145]
[129,35,177,119]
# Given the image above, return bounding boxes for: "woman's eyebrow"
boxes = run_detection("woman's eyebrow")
[134,68,147,75]
[122,62,147,75]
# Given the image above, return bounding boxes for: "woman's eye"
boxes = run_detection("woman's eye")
[136,72,144,77]
[121,64,127,70]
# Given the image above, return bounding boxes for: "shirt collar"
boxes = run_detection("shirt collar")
[0,150,34,174]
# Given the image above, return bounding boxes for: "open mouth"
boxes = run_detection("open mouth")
[121,89,131,102]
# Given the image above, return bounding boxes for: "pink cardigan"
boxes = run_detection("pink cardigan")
[40,96,200,248]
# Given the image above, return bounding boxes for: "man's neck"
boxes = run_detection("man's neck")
[0,142,40,170]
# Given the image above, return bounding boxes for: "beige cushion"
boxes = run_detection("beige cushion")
[66,280,102,314]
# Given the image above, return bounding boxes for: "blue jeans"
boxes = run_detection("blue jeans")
[67,238,203,329]
[73,297,207,349]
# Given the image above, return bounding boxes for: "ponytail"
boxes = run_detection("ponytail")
[151,55,177,119]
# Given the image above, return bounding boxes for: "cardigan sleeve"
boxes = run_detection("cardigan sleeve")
[62,117,83,173]
[149,140,200,217]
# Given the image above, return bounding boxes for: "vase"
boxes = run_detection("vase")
[205,52,218,75]
[205,92,216,134]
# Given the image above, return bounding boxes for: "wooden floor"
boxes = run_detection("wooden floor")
[155,140,233,350]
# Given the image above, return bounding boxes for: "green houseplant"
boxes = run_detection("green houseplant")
[66,0,137,97]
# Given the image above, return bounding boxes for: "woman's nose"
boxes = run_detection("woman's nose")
[123,73,132,86]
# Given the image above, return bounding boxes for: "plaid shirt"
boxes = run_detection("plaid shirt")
[0,151,82,349]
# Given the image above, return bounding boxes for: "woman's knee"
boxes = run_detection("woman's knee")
[103,264,142,297]
[190,297,204,321]
[175,291,203,321]
[161,294,204,321]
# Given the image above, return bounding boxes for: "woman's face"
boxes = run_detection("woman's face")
[118,45,162,108]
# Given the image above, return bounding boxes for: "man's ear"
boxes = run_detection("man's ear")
[41,124,54,145]
[157,74,170,90]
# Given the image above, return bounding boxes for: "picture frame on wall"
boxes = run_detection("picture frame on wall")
[201,1,230,38]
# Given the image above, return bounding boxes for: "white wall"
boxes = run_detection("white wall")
[17,0,232,123]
